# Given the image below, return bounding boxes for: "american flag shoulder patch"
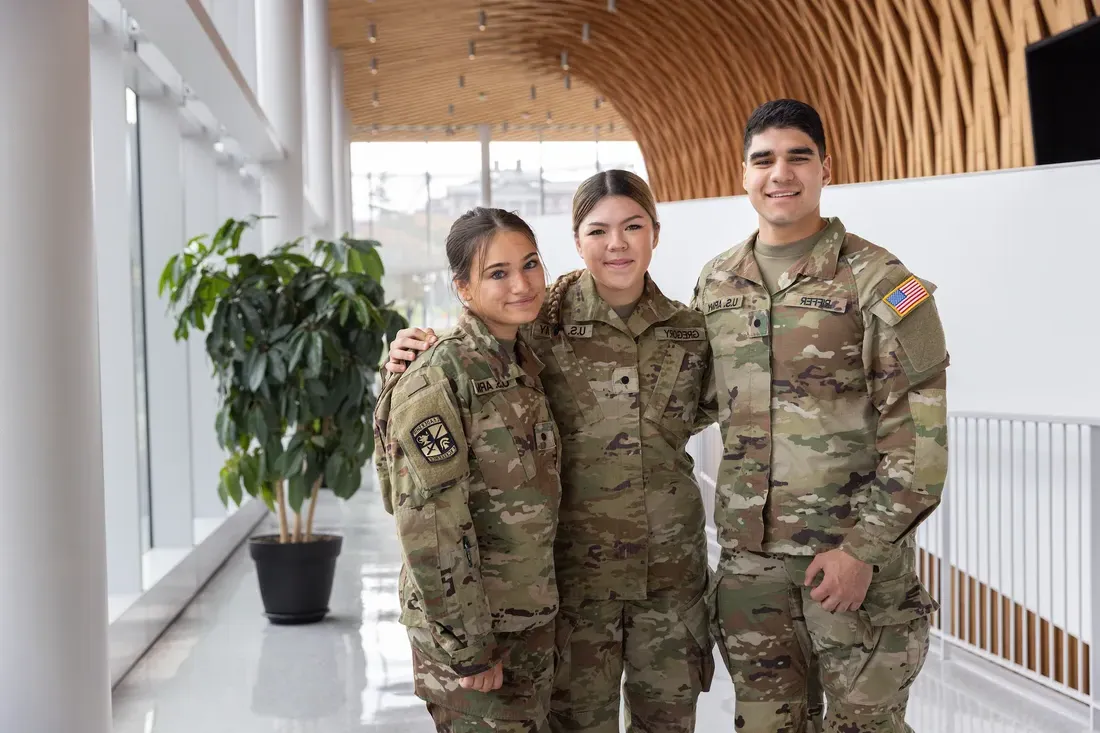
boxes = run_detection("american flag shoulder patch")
[883,275,930,318]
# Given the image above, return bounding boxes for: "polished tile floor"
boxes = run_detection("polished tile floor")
[112,490,1092,732]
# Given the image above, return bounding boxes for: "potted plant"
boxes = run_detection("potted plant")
[158,215,406,624]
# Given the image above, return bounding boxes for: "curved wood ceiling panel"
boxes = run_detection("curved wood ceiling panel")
[331,0,1098,201]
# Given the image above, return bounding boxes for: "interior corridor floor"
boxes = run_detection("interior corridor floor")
[111,490,1092,732]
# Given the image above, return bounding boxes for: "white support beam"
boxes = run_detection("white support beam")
[119,0,283,162]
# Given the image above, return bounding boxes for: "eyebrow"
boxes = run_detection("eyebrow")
[750,146,815,161]
[586,214,644,227]
[482,252,539,273]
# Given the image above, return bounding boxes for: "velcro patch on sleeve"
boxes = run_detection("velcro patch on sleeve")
[882,275,930,318]
[393,381,470,496]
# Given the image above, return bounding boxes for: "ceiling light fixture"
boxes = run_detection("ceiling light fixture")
[530,85,537,100]
[458,74,465,88]
[370,57,378,74]
[468,40,476,59]
[582,23,591,42]
[564,73,571,90]
[478,91,487,102]
[372,90,379,107]
[608,0,617,11]
[594,97,601,109]
[368,23,377,43]
[448,103,454,115]
[478,9,487,31]
[561,50,569,71]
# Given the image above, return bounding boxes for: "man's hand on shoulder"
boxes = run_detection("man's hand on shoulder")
[386,327,437,374]
[804,548,874,613]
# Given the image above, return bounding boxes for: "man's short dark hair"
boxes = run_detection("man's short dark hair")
[743,99,827,160]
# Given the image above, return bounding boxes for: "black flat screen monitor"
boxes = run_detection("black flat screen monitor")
[1025,16,1100,166]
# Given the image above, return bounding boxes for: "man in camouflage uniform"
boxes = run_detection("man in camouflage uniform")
[692,99,948,732]
[374,309,563,732]
[532,270,714,733]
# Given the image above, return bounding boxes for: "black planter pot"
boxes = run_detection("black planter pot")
[249,534,343,625]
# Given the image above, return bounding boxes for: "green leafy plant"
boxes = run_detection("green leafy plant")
[159,215,407,543]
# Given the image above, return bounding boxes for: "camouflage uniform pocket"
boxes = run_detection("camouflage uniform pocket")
[823,573,935,706]
[551,612,574,701]
[680,582,715,693]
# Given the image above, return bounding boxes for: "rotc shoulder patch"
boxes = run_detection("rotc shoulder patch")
[882,275,930,318]
[410,415,459,463]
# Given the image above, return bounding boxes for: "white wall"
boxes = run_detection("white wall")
[532,160,1100,421]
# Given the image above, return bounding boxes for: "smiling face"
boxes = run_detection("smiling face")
[574,195,659,305]
[455,229,545,340]
[743,126,832,242]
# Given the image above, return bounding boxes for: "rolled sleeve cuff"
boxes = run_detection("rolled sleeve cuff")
[840,525,901,568]
[448,635,498,676]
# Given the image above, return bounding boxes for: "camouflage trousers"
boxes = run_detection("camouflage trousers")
[409,621,556,732]
[712,549,936,733]
[549,583,714,733]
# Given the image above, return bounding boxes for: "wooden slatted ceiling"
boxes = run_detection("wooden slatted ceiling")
[330,0,1098,202]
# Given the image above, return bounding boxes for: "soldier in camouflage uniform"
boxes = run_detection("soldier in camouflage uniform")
[374,208,563,733]
[692,99,949,732]
[388,171,714,733]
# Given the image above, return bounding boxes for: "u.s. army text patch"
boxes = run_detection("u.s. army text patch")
[411,415,458,463]
[704,295,744,314]
[883,275,930,318]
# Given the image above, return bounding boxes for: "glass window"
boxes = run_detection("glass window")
[126,87,153,553]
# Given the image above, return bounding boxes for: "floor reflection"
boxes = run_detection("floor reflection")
[112,491,1090,733]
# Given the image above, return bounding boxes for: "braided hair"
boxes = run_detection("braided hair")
[543,269,585,331]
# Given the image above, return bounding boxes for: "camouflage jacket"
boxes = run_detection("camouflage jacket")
[528,271,712,601]
[373,310,562,674]
[691,217,949,567]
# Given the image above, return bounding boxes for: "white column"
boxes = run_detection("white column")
[479,123,492,207]
[90,9,143,595]
[256,0,305,250]
[0,2,111,731]
[304,0,333,235]
[330,51,349,238]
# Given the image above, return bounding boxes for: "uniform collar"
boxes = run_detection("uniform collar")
[725,216,847,286]
[565,270,678,336]
[458,309,544,379]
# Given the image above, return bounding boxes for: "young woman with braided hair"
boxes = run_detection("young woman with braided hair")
[386,170,715,733]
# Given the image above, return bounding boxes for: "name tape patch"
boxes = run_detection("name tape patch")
[655,327,706,341]
[473,376,513,396]
[533,323,554,338]
[795,296,847,314]
[704,296,745,314]
[562,324,592,339]
[411,415,458,463]
[883,276,930,318]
